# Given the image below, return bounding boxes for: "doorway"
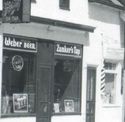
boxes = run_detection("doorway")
[36,42,54,122]
[86,67,96,122]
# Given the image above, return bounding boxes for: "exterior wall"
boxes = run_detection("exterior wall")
[87,3,124,122]
[0,0,2,10]
[0,24,3,118]
[31,0,89,25]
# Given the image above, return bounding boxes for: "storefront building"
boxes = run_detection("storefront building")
[0,0,124,122]
[2,33,83,117]
[0,14,94,122]
[0,0,96,122]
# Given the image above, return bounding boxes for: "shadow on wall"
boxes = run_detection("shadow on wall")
[88,3,120,25]
[88,3,124,48]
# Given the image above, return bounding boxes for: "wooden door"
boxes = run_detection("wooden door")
[36,41,54,122]
[86,67,96,122]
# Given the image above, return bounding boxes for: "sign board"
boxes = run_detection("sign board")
[2,0,31,23]
[12,55,24,71]
[13,93,28,113]
[104,47,124,60]
[3,35,37,52]
[55,43,82,58]
[2,0,22,23]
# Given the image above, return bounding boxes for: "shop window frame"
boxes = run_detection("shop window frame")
[52,56,82,115]
[1,50,37,117]
[102,61,120,106]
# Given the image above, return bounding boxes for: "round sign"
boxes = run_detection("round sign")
[12,55,24,71]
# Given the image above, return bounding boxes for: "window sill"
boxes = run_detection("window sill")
[52,112,81,116]
[1,113,36,118]
[102,104,121,108]
[59,7,70,11]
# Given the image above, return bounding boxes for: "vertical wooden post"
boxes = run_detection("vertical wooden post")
[123,70,125,122]
[122,24,125,122]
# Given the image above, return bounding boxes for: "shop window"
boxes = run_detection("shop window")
[1,50,36,116]
[103,62,117,104]
[53,59,81,114]
[105,73,116,104]
[59,0,70,10]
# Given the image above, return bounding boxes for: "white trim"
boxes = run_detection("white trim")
[3,47,37,53]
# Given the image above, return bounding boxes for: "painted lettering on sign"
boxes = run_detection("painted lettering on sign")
[4,37,23,48]
[55,43,82,58]
[4,36,37,52]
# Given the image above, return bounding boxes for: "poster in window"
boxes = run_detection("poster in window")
[2,0,22,23]
[13,94,28,113]
[64,99,74,112]
[53,103,60,113]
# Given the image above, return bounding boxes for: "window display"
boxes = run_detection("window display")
[53,59,81,114]
[104,73,116,104]
[1,50,36,115]
[102,62,117,104]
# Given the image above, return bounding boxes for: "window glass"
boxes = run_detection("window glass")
[102,62,117,104]
[53,59,81,114]
[105,62,116,70]
[59,0,70,10]
[105,73,116,104]
[1,50,36,115]
[31,0,36,3]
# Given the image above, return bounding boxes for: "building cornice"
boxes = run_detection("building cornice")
[31,16,95,32]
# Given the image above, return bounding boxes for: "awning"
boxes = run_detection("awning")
[89,0,125,10]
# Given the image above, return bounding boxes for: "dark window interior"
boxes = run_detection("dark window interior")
[59,0,70,10]
[53,59,81,114]
[1,50,36,116]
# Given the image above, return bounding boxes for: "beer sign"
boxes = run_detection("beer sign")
[3,35,37,52]
[13,94,28,113]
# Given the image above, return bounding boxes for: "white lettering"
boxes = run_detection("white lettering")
[4,37,22,47]
[56,44,74,54]
[24,42,36,49]
[16,96,27,109]
[74,46,80,56]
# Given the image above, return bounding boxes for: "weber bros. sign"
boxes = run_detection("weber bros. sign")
[3,35,37,52]
[55,43,82,58]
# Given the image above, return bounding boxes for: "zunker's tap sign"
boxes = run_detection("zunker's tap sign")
[55,43,82,58]
[3,35,37,52]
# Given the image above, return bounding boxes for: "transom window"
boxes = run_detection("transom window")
[105,62,116,70]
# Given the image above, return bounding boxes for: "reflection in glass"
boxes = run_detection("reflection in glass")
[1,50,36,115]
[53,59,81,113]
